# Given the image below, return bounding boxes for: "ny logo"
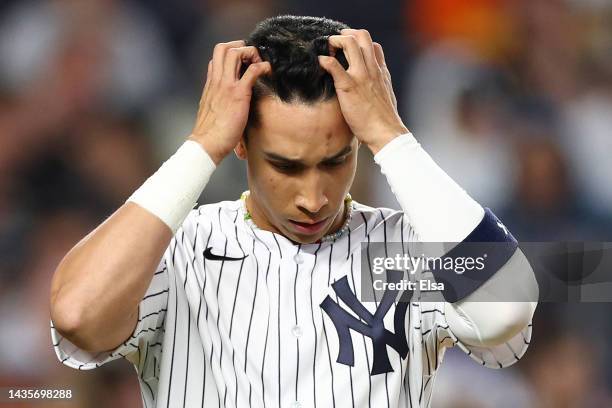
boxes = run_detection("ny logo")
[320,270,408,375]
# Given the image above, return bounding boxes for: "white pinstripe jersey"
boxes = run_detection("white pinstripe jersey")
[51,198,532,408]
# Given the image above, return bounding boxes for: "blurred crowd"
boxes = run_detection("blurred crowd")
[0,0,611,407]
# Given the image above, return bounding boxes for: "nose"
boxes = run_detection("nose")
[295,173,328,216]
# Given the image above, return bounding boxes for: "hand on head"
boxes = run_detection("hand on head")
[318,29,408,154]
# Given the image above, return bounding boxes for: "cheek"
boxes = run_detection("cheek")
[338,155,358,185]
[257,167,281,192]
[248,162,294,201]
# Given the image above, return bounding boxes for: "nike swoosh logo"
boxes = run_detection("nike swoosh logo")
[203,247,248,261]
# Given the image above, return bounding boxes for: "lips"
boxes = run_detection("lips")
[288,217,329,235]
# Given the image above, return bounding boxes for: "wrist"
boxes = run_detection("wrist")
[366,124,410,155]
[127,140,216,232]
[187,134,227,166]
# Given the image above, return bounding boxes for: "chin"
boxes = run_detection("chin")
[280,224,324,244]
[284,231,320,244]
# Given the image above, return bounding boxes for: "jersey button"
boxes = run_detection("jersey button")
[291,401,301,408]
[291,325,303,338]
[293,253,304,264]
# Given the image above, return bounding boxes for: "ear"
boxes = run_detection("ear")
[234,136,248,160]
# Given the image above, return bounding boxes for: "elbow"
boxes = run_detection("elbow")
[50,295,86,348]
[447,300,537,348]
[50,257,96,351]
[50,288,102,353]
[51,307,108,353]
[50,284,139,354]
[477,301,536,347]
[448,248,539,347]
[50,267,79,340]
[50,264,79,342]
[476,251,539,346]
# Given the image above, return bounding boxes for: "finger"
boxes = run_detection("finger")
[201,60,213,98]
[327,35,367,77]
[341,28,379,74]
[239,61,271,89]
[372,42,386,68]
[373,42,392,89]
[318,55,353,91]
[369,41,395,108]
[223,46,262,82]
[211,40,246,82]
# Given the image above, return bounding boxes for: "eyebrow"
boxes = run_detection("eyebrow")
[263,144,353,164]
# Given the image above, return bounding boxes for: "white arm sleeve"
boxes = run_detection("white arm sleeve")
[444,250,538,347]
[375,133,538,349]
[373,133,484,242]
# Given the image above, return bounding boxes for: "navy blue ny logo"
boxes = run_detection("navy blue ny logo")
[320,270,409,375]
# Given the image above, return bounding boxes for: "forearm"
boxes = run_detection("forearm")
[50,140,215,351]
[373,133,484,242]
[373,133,538,345]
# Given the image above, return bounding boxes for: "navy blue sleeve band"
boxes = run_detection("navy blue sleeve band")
[429,208,519,303]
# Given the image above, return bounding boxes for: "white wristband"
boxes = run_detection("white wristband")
[127,140,216,233]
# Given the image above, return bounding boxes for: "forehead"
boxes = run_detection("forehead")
[251,97,353,157]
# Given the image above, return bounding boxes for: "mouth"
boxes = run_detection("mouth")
[288,217,330,235]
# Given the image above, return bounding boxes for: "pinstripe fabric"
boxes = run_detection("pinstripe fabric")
[51,199,532,408]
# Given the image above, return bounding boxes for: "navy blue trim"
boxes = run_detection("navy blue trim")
[430,208,518,303]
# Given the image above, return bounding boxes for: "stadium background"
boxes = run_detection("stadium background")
[1,0,611,406]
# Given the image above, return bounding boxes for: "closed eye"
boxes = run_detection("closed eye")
[269,161,302,173]
[321,156,348,168]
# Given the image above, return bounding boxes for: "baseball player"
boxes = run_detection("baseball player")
[49,15,538,408]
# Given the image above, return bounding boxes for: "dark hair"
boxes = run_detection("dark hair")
[243,15,350,132]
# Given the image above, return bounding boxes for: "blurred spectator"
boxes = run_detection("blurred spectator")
[67,115,156,208]
[402,44,515,210]
[0,0,175,114]
[501,134,611,240]
[510,0,583,104]
[560,67,612,219]
[521,314,612,408]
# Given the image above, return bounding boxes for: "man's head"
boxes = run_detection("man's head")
[243,15,349,128]
[234,15,358,244]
